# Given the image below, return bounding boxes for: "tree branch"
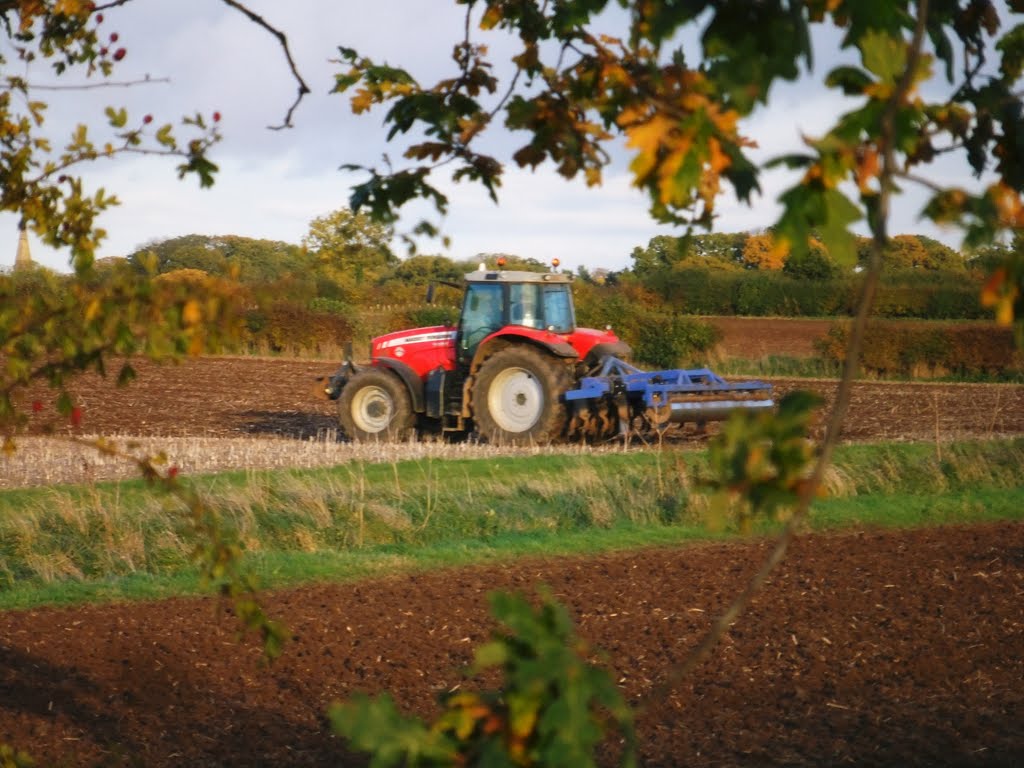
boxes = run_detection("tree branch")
[219,0,310,130]
[11,76,170,91]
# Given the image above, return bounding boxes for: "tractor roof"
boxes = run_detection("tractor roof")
[464,270,572,284]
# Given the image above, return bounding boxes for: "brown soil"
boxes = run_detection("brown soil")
[2,523,1022,767]
[16,356,1024,443]
[4,347,1024,765]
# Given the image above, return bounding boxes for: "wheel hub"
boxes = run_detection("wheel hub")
[488,367,543,433]
[351,385,394,433]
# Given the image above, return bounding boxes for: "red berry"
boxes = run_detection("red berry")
[112,48,126,61]
[99,47,108,56]
[95,13,103,23]
[71,407,83,426]
[110,32,119,42]
[212,111,221,123]
[32,400,43,413]
[143,114,153,124]
[168,466,179,480]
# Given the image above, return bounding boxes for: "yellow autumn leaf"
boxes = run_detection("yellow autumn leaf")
[54,0,81,15]
[350,88,374,114]
[182,299,202,326]
[84,298,101,322]
[656,143,690,206]
[980,268,1018,326]
[615,103,651,128]
[990,183,1024,227]
[625,114,676,181]
[699,171,721,213]
[707,137,731,174]
[480,5,502,29]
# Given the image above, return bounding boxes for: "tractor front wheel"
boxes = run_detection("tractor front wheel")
[338,369,415,442]
[472,346,571,445]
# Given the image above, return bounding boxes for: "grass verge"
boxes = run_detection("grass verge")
[1,439,1021,611]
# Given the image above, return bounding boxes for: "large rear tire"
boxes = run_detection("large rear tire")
[338,369,415,442]
[472,346,572,445]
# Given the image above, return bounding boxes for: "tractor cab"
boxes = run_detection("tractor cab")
[458,270,576,361]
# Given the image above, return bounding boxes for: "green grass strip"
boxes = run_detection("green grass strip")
[1,439,1021,611]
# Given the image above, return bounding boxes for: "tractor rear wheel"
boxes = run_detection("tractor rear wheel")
[338,369,415,442]
[472,346,572,445]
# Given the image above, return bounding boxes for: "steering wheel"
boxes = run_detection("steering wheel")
[466,325,498,350]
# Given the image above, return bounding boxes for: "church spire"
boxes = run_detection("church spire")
[14,223,33,271]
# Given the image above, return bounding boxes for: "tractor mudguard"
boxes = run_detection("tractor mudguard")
[472,330,579,371]
[583,341,633,368]
[375,357,426,413]
[323,360,358,400]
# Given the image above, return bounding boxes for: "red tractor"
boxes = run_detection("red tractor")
[324,266,772,444]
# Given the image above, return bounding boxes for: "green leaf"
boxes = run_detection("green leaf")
[818,188,862,267]
[996,23,1024,80]
[825,65,873,96]
[155,124,176,149]
[860,30,906,84]
[104,106,128,128]
[329,695,456,768]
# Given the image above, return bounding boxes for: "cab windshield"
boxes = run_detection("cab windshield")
[509,282,574,333]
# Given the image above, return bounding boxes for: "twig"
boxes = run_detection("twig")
[16,77,170,91]
[219,0,311,130]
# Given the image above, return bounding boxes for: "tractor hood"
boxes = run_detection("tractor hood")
[371,325,457,375]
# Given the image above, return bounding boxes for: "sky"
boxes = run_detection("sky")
[1,0,1012,274]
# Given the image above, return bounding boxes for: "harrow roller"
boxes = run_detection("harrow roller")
[564,356,773,439]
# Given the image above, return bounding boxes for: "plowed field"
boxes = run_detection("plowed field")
[3,348,1024,766]
[14,355,1024,441]
[1,524,1022,767]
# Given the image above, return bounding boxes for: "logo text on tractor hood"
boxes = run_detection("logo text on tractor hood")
[378,331,456,349]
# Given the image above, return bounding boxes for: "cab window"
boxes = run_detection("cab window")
[509,283,541,328]
[541,284,574,333]
[460,283,504,353]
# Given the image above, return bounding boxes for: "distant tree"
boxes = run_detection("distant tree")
[686,233,746,266]
[783,243,840,280]
[127,235,308,282]
[967,241,1014,275]
[915,235,967,271]
[303,207,397,286]
[630,233,746,276]
[392,254,463,284]
[855,234,967,271]
[741,231,786,270]
[127,235,230,275]
[474,252,551,272]
[629,235,682,275]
